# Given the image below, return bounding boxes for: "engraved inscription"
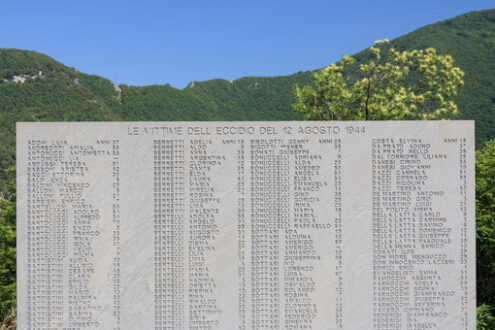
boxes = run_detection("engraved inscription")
[17,121,476,329]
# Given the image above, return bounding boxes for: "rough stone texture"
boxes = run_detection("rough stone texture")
[17,121,476,329]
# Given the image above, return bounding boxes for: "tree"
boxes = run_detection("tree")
[293,40,464,120]
[476,140,495,307]
[0,166,16,322]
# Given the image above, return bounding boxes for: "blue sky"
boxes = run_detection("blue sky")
[1,1,493,88]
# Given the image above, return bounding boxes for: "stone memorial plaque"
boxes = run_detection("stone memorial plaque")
[17,121,475,329]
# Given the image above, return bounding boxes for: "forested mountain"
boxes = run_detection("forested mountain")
[1,9,495,175]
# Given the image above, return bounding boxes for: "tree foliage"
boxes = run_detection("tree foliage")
[476,140,495,308]
[0,167,16,321]
[477,304,495,330]
[293,40,464,120]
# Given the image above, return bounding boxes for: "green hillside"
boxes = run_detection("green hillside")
[1,8,495,175]
[0,50,313,174]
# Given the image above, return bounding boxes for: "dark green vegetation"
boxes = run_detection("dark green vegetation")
[478,303,495,330]
[1,8,495,328]
[0,167,15,322]
[476,141,495,308]
[0,50,312,177]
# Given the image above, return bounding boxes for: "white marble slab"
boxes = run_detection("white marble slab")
[17,121,476,329]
